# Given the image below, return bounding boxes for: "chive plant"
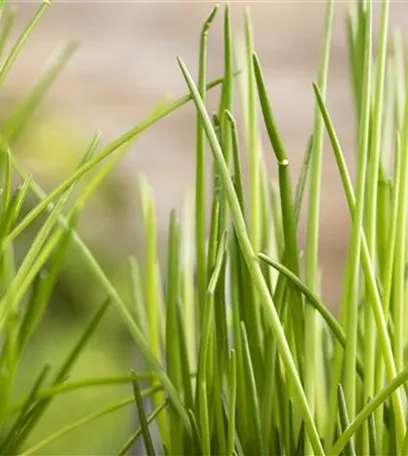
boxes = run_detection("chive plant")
[1,0,408,454]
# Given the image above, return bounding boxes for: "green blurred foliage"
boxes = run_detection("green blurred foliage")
[8,110,139,454]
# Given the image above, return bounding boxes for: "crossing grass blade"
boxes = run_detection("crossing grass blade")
[178,56,324,456]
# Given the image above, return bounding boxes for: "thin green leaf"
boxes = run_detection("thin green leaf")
[178,56,324,456]
[116,400,168,456]
[337,384,356,456]
[195,5,218,326]
[132,378,157,456]
[0,0,50,89]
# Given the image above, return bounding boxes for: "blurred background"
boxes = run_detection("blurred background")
[5,1,408,454]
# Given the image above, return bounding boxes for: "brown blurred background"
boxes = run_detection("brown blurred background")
[6,0,408,307]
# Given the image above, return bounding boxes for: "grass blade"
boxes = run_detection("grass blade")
[178,56,324,456]
[314,82,405,443]
[303,2,333,451]
[116,400,168,456]
[0,0,49,89]
[195,4,218,328]
[132,379,157,456]
[330,364,408,455]
[253,52,304,366]
[337,384,357,456]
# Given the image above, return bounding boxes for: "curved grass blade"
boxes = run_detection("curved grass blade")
[329,364,408,455]
[178,56,324,456]
[187,409,202,454]
[8,73,233,242]
[17,212,79,355]
[314,82,405,443]
[20,388,159,456]
[258,252,364,379]
[11,163,188,428]
[13,299,110,448]
[8,373,157,415]
[0,136,99,324]
[0,0,50,89]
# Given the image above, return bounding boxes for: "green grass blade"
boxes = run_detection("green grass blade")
[268,134,313,324]
[165,210,182,453]
[0,136,99,319]
[226,110,246,217]
[54,299,110,383]
[20,390,158,456]
[392,39,408,379]
[314,82,405,443]
[0,191,72,328]
[17,213,79,355]
[337,384,356,456]
[0,0,50,89]
[3,41,77,143]
[187,409,202,454]
[207,231,227,295]
[13,299,109,447]
[294,135,314,222]
[259,252,364,379]
[304,2,333,450]
[11,162,189,429]
[175,306,194,414]
[0,365,50,454]
[344,0,371,417]
[3,147,11,211]
[0,6,15,62]
[244,9,261,253]
[330,364,408,455]
[178,56,324,456]
[116,400,168,456]
[8,373,157,413]
[132,379,157,456]
[127,256,147,334]
[140,176,163,362]
[219,4,233,167]
[374,133,401,446]
[362,2,390,450]
[227,349,237,456]
[240,322,263,455]
[8,73,230,241]
[195,5,218,327]
[252,52,304,365]
[367,405,377,455]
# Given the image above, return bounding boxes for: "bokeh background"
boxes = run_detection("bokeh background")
[6,1,408,454]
